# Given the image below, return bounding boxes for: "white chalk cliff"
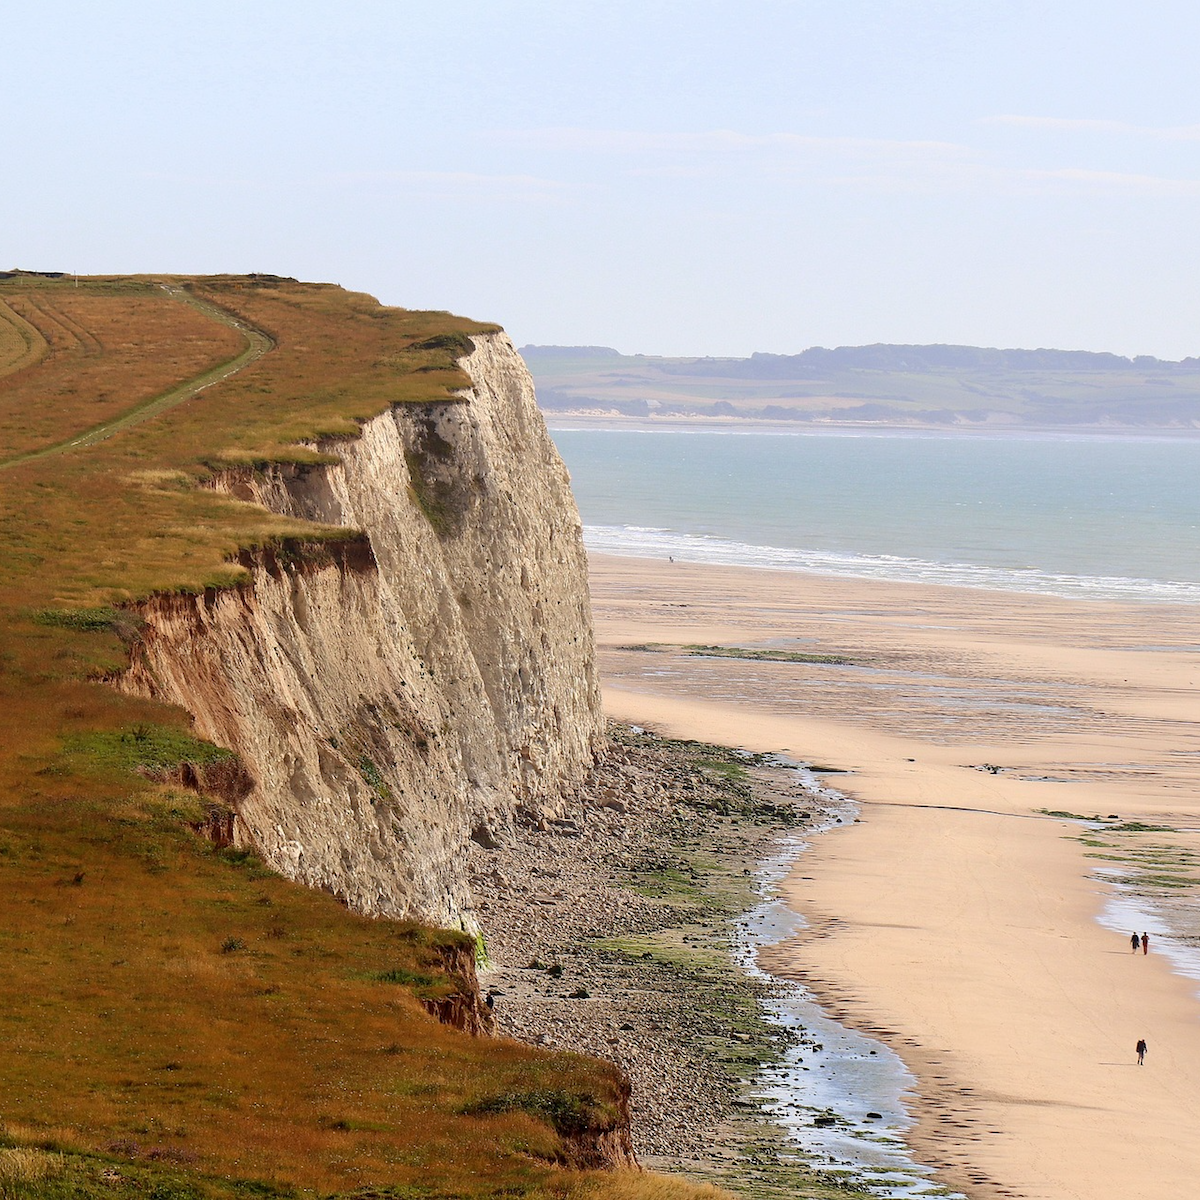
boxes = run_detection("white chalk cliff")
[120,334,603,928]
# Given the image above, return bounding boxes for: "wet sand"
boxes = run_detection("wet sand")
[587,553,1200,1200]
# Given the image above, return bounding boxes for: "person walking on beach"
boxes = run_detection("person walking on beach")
[1131,932,1141,953]
[1136,1038,1148,1066]
[1142,932,1150,955]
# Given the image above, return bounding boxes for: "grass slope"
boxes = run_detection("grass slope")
[0,275,694,1200]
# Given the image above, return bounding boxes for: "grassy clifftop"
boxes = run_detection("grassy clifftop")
[0,273,499,605]
[0,275,692,1200]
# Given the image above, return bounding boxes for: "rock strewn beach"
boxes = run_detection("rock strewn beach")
[470,724,845,1188]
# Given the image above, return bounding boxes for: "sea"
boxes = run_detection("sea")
[547,425,1200,603]
[553,424,1200,1194]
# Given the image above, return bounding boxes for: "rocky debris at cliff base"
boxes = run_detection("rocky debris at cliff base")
[468,723,825,1167]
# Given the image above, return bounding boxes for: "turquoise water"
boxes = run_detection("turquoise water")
[548,427,1200,602]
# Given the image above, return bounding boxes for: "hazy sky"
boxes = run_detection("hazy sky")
[7,1,1200,357]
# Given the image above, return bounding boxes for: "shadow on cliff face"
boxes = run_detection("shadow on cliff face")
[402,404,479,540]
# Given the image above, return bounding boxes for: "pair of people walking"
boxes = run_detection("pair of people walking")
[1130,932,1151,1066]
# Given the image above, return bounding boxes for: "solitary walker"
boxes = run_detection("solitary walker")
[1136,1038,1148,1066]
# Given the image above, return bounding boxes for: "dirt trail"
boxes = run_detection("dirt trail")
[0,298,50,379]
[0,285,273,472]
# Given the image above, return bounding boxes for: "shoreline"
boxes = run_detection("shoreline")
[575,533,1200,606]
[588,552,1200,1200]
[471,726,868,1196]
[547,427,1200,606]
[473,722,963,1197]
[733,790,971,1199]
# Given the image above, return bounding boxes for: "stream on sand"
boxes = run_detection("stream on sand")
[738,763,966,1199]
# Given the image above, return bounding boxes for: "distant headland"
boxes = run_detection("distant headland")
[522,342,1200,429]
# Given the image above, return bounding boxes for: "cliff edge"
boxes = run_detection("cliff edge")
[120,332,604,928]
[0,275,671,1194]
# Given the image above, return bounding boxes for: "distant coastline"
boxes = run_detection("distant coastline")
[524,341,1200,431]
[544,411,1200,438]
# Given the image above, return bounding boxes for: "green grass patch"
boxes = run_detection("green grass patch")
[372,968,437,988]
[31,607,142,638]
[357,757,394,803]
[1130,874,1198,890]
[626,865,705,904]
[410,331,476,357]
[692,756,749,784]
[683,644,853,665]
[461,1090,616,1138]
[0,1143,300,1200]
[61,724,235,775]
[593,933,726,974]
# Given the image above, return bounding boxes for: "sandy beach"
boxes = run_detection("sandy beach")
[587,552,1200,1200]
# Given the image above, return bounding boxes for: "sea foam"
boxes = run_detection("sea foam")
[584,524,1200,604]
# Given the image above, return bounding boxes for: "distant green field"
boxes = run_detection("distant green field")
[522,343,1200,428]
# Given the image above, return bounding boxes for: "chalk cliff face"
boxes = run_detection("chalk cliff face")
[121,333,603,928]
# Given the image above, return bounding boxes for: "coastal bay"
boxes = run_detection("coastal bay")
[588,552,1200,1200]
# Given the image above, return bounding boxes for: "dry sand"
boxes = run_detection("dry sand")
[587,553,1200,1200]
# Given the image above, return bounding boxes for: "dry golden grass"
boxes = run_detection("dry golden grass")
[0,282,244,460]
[0,275,668,1200]
[584,1173,736,1200]
[0,695,635,1199]
[0,1147,66,1183]
[0,775,626,1193]
[0,275,498,610]
[0,299,48,380]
